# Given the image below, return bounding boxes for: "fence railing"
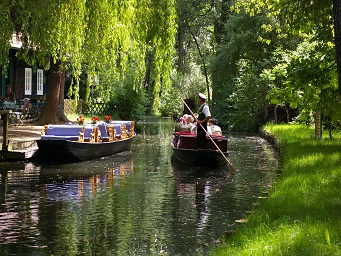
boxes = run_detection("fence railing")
[82,102,111,115]
[64,99,110,116]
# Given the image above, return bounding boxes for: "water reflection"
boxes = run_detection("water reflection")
[0,154,134,246]
[0,117,279,256]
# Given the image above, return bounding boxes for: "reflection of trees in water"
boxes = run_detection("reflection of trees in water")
[42,158,135,202]
[43,158,135,254]
[195,179,210,233]
[0,158,134,250]
[173,163,232,238]
[0,162,42,244]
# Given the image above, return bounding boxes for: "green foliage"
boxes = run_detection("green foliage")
[228,76,265,132]
[0,0,177,119]
[210,0,341,134]
[159,87,182,118]
[210,11,276,132]
[262,36,341,130]
[108,79,146,120]
[0,1,13,71]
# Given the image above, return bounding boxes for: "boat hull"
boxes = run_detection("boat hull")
[172,145,229,165]
[35,135,135,162]
[171,132,229,165]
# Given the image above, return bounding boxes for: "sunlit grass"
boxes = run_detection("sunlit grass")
[213,124,341,255]
[215,221,341,256]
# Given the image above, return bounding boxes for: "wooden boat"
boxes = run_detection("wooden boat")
[171,132,229,165]
[34,121,135,162]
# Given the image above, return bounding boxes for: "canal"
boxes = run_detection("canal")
[0,116,279,255]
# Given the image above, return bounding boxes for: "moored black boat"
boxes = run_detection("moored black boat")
[36,136,134,162]
[171,132,229,165]
[34,121,135,162]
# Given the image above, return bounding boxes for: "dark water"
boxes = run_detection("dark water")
[0,116,279,256]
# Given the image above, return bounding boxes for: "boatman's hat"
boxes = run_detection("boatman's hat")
[199,93,207,100]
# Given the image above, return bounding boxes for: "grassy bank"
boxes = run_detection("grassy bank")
[214,124,341,255]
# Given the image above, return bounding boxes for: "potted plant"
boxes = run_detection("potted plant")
[77,115,85,125]
[91,116,100,124]
[104,114,112,123]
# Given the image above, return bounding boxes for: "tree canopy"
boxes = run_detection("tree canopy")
[0,0,176,123]
[209,0,341,136]
[1,0,341,137]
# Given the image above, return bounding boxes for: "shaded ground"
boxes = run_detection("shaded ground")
[0,124,43,149]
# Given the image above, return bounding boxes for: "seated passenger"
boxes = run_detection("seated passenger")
[4,85,16,102]
[207,118,222,136]
[184,114,196,133]
[22,98,32,115]
[175,114,197,133]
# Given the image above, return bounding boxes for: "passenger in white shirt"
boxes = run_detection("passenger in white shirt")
[207,118,222,136]
[184,114,196,133]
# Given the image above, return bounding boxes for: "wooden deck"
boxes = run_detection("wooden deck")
[0,112,42,161]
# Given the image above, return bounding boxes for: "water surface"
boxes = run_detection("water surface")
[0,117,279,255]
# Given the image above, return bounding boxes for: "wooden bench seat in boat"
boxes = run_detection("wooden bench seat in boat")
[41,125,93,141]
[107,121,135,138]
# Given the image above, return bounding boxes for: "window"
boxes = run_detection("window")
[25,68,32,95]
[37,69,43,95]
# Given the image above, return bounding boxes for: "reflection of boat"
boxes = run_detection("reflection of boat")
[39,153,135,202]
[34,122,135,162]
[171,132,229,165]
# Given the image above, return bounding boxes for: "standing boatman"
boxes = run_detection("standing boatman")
[197,93,211,149]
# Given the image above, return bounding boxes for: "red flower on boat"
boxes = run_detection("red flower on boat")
[77,115,85,125]
[104,115,112,123]
[91,116,100,124]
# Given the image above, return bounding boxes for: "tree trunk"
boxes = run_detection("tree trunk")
[186,22,210,101]
[37,59,68,125]
[213,0,228,45]
[315,111,322,139]
[177,21,186,72]
[57,68,69,123]
[333,0,341,95]
[285,103,290,123]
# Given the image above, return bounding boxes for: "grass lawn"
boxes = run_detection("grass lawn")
[213,124,341,255]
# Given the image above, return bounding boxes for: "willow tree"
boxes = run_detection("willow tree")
[0,0,87,124]
[138,0,177,114]
[0,0,176,123]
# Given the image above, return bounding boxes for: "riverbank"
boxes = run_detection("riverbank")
[0,125,43,147]
[213,124,341,255]
[0,124,43,160]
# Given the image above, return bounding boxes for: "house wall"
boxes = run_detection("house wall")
[1,49,48,102]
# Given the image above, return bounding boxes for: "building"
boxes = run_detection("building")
[1,33,47,103]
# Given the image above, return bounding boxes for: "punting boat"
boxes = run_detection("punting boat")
[34,121,135,162]
[171,132,229,165]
